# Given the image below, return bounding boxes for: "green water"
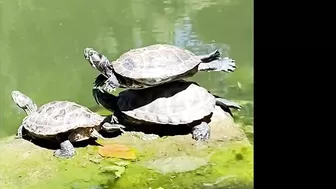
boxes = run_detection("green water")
[0,0,253,138]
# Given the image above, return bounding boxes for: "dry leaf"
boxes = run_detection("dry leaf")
[98,144,136,160]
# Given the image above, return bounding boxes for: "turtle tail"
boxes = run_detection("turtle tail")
[215,98,241,110]
[213,95,241,117]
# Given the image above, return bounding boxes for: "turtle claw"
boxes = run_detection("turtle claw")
[54,149,74,159]
[223,58,237,73]
[14,135,22,139]
[103,84,116,93]
[94,74,117,93]
[15,125,24,139]
[102,122,126,133]
[103,74,120,92]
[111,115,119,123]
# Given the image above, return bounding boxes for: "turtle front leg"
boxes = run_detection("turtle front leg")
[101,114,126,133]
[94,73,120,93]
[104,74,120,93]
[94,74,108,89]
[90,129,106,139]
[54,140,75,159]
[198,57,236,73]
[15,125,24,139]
[102,122,159,140]
[192,122,210,141]
[102,122,126,133]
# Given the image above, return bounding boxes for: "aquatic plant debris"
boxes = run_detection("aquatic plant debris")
[114,160,131,166]
[203,175,236,188]
[100,165,126,178]
[98,144,136,160]
[144,156,208,174]
[237,81,242,89]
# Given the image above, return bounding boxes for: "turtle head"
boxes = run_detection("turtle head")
[69,128,92,142]
[84,47,111,71]
[11,90,38,115]
[69,128,104,142]
[84,48,99,68]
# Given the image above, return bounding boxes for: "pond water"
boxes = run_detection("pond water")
[0,0,253,140]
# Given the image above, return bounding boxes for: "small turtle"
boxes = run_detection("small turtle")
[84,44,236,92]
[92,80,241,141]
[11,90,124,158]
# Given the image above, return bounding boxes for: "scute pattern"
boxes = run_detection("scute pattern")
[113,44,200,81]
[22,101,104,136]
[117,82,216,125]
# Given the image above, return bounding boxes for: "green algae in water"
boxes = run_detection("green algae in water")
[232,100,254,144]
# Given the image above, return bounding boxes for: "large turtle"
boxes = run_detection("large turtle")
[11,90,124,158]
[92,79,241,141]
[84,44,236,92]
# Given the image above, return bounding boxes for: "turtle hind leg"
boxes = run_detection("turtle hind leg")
[198,49,221,63]
[54,140,75,159]
[198,57,236,73]
[192,122,210,141]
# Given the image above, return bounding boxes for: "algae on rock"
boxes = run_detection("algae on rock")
[144,155,209,174]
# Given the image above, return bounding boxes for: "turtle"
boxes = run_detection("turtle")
[83,44,236,92]
[11,90,125,158]
[92,79,241,141]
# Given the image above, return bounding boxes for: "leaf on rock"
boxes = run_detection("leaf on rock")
[98,144,136,160]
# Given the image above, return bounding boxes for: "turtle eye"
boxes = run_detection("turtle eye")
[75,134,81,140]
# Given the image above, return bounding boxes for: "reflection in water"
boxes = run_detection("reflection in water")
[133,27,143,48]
[174,16,231,56]
[0,0,253,141]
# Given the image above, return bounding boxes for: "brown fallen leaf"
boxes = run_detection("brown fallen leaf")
[98,144,136,160]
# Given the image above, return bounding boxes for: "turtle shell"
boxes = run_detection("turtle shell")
[117,81,216,125]
[22,101,104,136]
[112,44,201,84]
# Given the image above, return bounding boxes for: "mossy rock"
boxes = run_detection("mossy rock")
[0,106,253,189]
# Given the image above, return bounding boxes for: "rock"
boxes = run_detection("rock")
[0,106,253,189]
[144,156,208,174]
